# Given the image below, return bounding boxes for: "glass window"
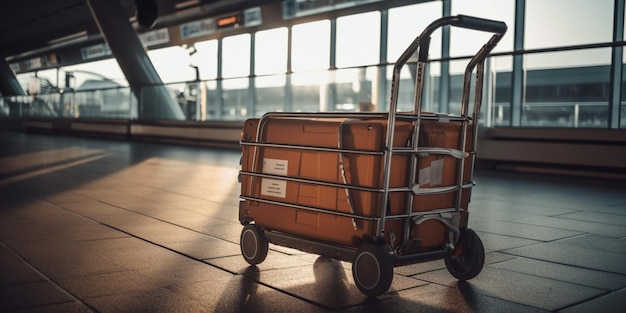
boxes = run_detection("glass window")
[148,46,196,83]
[336,11,380,68]
[525,0,613,49]
[332,67,378,111]
[384,64,418,112]
[292,20,330,72]
[204,80,219,120]
[59,59,132,119]
[491,55,513,127]
[255,74,287,114]
[387,2,442,63]
[291,71,327,111]
[255,27,288,75]
[523,48,611,128]
[451,0,514,57]
[195,39,218,80]
[222,34,251,78]
[222,77,249,119]
[61,58,127,90]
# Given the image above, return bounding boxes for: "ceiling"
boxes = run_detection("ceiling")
[0,0,276,59]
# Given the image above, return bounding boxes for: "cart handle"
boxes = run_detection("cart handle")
[451,15,508,34]
[397,14,507,65]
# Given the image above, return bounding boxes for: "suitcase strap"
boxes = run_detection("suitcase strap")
[338,120,358,230]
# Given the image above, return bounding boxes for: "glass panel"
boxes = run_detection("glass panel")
[387,1,442,63]
[384,64,417,112]
[622,103,626,128]
[17,71,58,95]
[222,34,251,78]
[291,71,327,112]
[24,92,60,117]
[332,67,378,111]
[148,46,196,83]
[166,82,199,120]
[204,80,219,120]
[525,0,613,49]
[222,78,249,120]
[492,56,513,127]
[524,48,611,127]
[256,28,288,75]
[33,69,59,91]
[450,53,513,126]
[61,58,128,90]
[74,88,133,119]
[292,20,330,72]
[336,12,380,68]
[255,74,286,115]
[451,0,514,57]
[0,97,9,117]
[195,39,218,80]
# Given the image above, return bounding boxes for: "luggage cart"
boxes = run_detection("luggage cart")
[238,15,507,296]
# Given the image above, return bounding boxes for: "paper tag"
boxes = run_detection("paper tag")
[261,179,287,198]
[261,158,288,198]
[263,158,288,175]
[430,158,444,186]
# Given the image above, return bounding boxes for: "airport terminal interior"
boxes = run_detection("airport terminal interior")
[1,0,625,312]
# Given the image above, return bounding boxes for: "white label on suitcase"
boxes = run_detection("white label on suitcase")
[263,158,288,175]
[261,159,288,198]
[261,179,287,198]
[419,158,444,186]
[430,158,444,186]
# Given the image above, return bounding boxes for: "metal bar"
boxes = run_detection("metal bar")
[264,230,357,263]
[240,171,383,193]
[240,141,384,155]
[241,196,379,221]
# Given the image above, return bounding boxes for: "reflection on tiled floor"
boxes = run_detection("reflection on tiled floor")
[1,131,625,312]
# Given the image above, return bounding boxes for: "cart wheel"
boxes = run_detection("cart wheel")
[240,224,268,265]
[444,228,484,280]
[352,244,394,297]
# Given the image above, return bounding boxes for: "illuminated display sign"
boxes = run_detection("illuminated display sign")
[217,14,241,29]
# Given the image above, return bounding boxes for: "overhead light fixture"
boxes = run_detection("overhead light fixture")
[175,0,200,10]
[47,31,88,45]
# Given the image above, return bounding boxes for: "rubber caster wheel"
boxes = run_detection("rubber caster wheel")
[352,244,394,297]
[240,224,268,265]
[444,228,485,280]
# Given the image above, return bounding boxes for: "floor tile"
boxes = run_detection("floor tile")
[415,266,605,311]
[504,241,626,275]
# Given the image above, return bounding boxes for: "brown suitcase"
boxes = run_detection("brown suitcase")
[240,116,473,251]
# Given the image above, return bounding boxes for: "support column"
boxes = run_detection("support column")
[86,0,184,120]
[439,0,451,113]
[511,0,526,127]
[609,0,625,129]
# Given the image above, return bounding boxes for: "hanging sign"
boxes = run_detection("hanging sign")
[180,18,216,39]
[139,28,170,47]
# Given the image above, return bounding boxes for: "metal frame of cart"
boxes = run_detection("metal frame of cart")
[238,15,507,297]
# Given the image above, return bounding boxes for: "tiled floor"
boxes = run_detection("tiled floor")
[1,131,625,312]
